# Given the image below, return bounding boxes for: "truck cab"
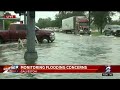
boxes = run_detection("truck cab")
[62,16,91,35]
[8,24,27,41]
[0,24,55,44]
[76,17,91,35]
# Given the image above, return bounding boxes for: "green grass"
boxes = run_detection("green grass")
[91,32,104,36]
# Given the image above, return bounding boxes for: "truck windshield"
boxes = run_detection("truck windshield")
[35,26,40,30]
[79,22,88,26]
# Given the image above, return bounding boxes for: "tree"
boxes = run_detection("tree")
[110,20,120,25]
[4,20,11,30]
[72,11,85,16]
[90,11,114,34]
[36,17,52,28]
[54,11,85,28]
[36,11,86,28]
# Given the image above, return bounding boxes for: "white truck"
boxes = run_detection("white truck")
[62,16,91,35]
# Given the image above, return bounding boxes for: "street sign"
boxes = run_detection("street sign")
[0,18,20,20]
[3,15,16,18]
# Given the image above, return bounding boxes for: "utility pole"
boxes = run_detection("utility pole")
[24,11,38,64]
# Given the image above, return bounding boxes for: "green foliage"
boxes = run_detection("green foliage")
[36,11,116,33]
[36,11,85,28]
[90,11,114,33]
[90,24,97,30]
[91,32,104,36]
[4,19,19,30]
[4,20,10,30]
[110,20,120,25]
[36,17,53,28]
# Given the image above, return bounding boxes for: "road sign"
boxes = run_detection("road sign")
[4,15,16,18]
[0,18,20,20]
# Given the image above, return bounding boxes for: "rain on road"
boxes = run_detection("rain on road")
[0,32,120,79]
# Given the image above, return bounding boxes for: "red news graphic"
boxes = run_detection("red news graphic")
[0,65,19,73]
[3,15,16,18]
[0,65,120,73]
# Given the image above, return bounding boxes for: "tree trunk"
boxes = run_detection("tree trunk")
[100,27,102,34]
[97,27,99,32]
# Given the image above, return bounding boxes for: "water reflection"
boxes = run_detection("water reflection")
[25,73,38,79]
[24,57,37,79]
[86,46,107,56]
[25,59,37,64]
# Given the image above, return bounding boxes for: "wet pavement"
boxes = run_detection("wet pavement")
[0,32,120,79]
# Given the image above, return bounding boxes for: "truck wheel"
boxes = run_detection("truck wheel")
[105,32,108,36]
[88,33,90,35]
[105,31,111,36]
[114,33,117,36]
[105,33,108,36]
[50,40,54,43]
[0,37,3,44]
[74,32,75,34]
[66,31,67,34]
[41,36,50,43]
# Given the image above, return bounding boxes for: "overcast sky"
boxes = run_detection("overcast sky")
[8,11,59,23]
[7,11,120,23]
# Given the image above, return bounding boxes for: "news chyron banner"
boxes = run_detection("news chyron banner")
[0,65,120,76]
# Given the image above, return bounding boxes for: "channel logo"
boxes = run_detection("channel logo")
[102,65,113,76]
[3,65,19,73]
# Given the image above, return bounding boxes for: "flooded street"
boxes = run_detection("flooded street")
[0,32,120,79]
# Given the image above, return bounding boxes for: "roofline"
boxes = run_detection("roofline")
[10,23,25,25]
[0,18,20,20]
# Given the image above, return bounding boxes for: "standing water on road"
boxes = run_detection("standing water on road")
[0,33,120,79]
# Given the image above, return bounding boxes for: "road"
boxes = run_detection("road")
[0,32,120,79]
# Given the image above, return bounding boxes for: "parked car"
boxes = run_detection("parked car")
[103,25,120,36]
[0,24,55,44]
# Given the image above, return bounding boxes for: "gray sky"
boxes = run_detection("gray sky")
[8,11,59,23]
[7,11,120,23]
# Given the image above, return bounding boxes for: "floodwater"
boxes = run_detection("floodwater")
[0,32,120,79]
